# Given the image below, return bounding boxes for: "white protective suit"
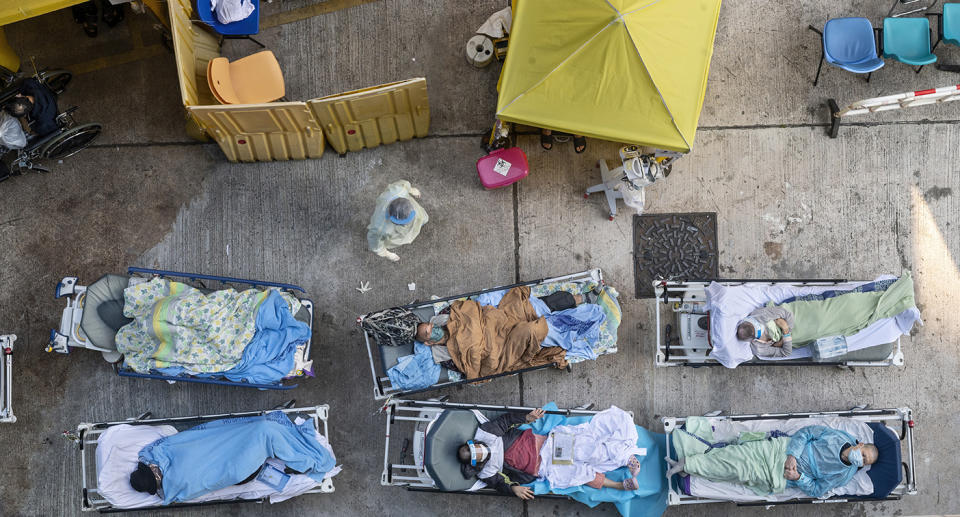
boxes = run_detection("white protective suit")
[366,180,429,253]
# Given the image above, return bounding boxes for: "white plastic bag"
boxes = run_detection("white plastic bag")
[211,0,254,25]
[0,113,26,150]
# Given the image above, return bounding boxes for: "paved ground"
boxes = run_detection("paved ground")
[1,0,958,516]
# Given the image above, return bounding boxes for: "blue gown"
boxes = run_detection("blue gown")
[785,425,860,498]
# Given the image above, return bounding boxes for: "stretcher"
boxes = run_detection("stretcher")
[76,403,335,512]
[380,399,601,497]
[654,279,915,367]
[360,269,620,399]
[662,406,917,506]
[48,267,314,390]
[0,334,14,423]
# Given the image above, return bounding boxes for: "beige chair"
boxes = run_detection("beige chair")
[206,50,285,104]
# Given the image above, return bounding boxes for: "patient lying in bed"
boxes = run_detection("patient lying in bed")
[128,412,336,504]
[458,407,646,499]
[669,423,878,499]
[413,287,606,378]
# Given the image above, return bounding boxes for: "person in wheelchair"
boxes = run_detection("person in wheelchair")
[5,78,59,138]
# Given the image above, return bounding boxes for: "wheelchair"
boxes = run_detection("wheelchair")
[0,65,102,176]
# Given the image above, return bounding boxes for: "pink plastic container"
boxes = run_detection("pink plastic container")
[476,147,529,189]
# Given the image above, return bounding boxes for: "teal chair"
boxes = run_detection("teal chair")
[882,17,938,72]
[930,3,960,48]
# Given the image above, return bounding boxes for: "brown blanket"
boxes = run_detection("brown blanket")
[445,286,567,379]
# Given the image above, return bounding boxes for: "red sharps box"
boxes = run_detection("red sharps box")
[476,147,529,189]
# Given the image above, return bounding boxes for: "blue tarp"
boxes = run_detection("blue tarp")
[386,341,442,390]
[519,403,668,517]
[140,411,335,504]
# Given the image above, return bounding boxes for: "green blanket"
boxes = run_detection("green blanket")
[673,417,789,496]
[780,273,916,346]
[114,278,297,374]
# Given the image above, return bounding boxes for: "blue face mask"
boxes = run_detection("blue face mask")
[429,325,444,342]
[847,447,864,467]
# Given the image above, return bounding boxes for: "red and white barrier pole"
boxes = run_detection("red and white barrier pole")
[827,84,960,137]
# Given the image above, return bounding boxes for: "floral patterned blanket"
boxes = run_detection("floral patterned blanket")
[114,278,302,374]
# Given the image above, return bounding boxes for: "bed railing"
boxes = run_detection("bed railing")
[661,406,917,506]
[77,404,333,512]
[362,269,604,400]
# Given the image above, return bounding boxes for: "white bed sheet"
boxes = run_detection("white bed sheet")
[685,416,876,502]
[705,276,921,367]
[95,423,340,509]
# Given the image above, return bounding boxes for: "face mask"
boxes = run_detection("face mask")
[847,447,864,467]
[429,325,444,342]
[467,440,489,466]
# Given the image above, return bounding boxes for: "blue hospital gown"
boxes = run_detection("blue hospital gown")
[785,426,861,498]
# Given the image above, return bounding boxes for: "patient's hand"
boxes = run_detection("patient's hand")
[774,318,790,332]
[783,455,800,480]
[512,485,535,500]
[771,339,783,348]
[526,408,545,423]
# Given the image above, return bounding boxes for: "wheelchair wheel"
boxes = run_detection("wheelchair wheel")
[40,123,102,160]
[40,70,72,96]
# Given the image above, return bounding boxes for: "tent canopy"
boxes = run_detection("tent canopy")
[496,0,722,153]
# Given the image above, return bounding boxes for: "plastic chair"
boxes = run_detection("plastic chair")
[808,18,885,86]
[195,0,264,48]
[207,50,285,104]
[882,17,938,72]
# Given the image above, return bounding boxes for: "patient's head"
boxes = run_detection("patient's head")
[4,97,33,117]
[457,441,491,467]
[736,322,756,341]
[130,461,158,494]
[847,443,879,467]
[415,322,445,344]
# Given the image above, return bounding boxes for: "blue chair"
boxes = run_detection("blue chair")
[809,18,885,86]
[882,17,937,72]
[195,0,264,48]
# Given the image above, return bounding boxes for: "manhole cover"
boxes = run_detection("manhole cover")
[633,213,719,298]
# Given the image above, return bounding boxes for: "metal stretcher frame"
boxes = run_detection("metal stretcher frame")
[381,399,604,499]
[0,335,14,423]
[361,269,606,400]
[661,406,917,506]
[77,404,335,513]
[51,267,314,390]
[653,279,905,367]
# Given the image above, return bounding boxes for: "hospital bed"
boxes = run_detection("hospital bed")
[48,267,314,389]
[76,403,336,512]
[662,406,917,507]
[0,334,14,423]
[380,398,600,498]
[361,269,620,399]
[654,279,914,367]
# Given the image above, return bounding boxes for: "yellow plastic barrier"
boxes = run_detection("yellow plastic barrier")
[0,28,19,72]
[167,0,429,162]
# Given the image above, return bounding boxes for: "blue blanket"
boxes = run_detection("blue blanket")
[520,403,668,517]
[140,411,335,504]
[478,290,605,360]
[386,341,442,390]
[156,291,310,385]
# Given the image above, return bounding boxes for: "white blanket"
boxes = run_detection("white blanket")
[209,0,254,25]
[705,277,921,367]
[537,406,646,489]
[96,423,339,509]
[687,416,876,501]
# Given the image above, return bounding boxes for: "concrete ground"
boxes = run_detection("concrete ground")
[0,0,958,516]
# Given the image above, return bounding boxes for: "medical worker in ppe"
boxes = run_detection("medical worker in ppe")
[367,180,428,262]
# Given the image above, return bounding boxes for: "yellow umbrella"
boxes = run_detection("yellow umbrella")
[496,0,722,153]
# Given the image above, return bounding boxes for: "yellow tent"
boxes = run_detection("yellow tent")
[496,0,722,153]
